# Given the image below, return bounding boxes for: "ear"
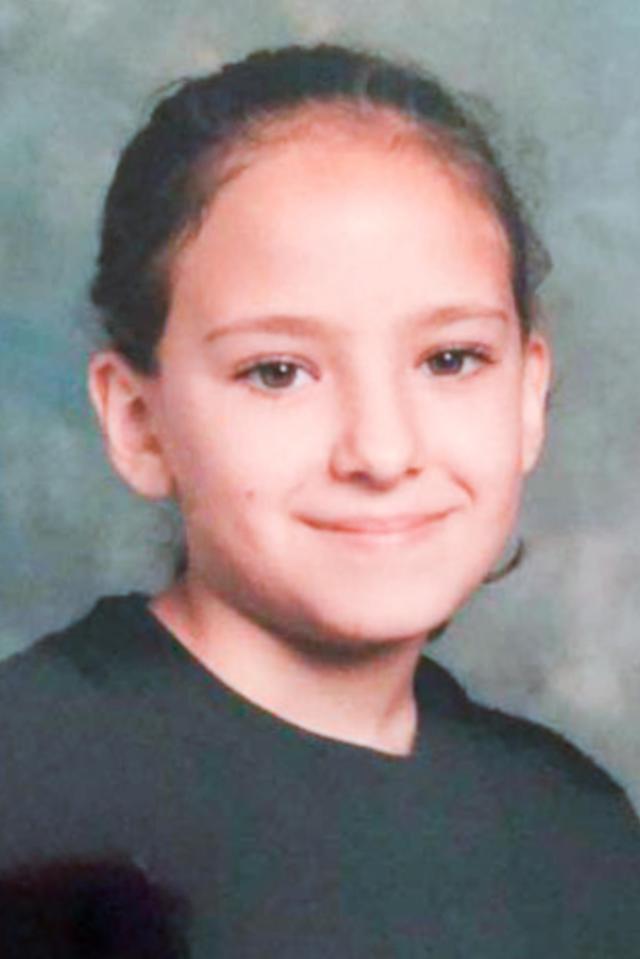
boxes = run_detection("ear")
[520,332,552,474]
[88,351,173,500]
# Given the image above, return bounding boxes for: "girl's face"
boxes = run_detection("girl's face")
[98,132,549,647]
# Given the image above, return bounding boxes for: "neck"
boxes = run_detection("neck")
[151,580,426,756]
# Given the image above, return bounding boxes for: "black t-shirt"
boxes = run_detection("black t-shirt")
[1,594,639,957]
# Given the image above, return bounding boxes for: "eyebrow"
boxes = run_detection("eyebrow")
[203,304,511,344]
[408,305,510,329]
[204,314,327,343]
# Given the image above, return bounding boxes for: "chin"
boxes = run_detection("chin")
[270,594,459,658]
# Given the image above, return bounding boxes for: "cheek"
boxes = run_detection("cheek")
[172,408,318,519]
[230,430,314,492]
[438,391,525,496]
[218,403,326,494]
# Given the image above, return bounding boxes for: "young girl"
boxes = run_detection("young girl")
[1,44,639,957]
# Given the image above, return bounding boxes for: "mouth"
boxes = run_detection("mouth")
[298,511,454,545]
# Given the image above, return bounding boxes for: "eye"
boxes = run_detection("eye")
[422,348,489,377]
[238,359,314,392]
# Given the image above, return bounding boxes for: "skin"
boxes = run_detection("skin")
[90,128,550,755]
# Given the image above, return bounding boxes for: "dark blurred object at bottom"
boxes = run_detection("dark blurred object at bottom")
[0,859,190,958]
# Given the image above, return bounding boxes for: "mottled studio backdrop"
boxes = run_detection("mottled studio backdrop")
[1,1,639,802]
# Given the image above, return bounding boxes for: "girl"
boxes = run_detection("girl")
[1,45,639,958]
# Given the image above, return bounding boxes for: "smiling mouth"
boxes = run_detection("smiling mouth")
[299,511,453,539]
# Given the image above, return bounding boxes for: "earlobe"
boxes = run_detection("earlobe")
[521,333,552,475]
[88,351,173,500]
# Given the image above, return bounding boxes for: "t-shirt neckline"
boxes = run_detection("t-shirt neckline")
[121,592,438,768]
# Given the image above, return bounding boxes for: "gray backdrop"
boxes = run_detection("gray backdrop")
[2,1,640,804]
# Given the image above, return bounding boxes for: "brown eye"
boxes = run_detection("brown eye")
[424,349,484,377]
[427,350,465,375]
[242,360,312,392]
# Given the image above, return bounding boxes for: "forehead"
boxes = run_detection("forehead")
[168,116,514,332]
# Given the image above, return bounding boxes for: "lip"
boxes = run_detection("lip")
[299,511,452,538]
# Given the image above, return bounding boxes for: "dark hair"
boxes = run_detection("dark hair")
[91,44,549,373]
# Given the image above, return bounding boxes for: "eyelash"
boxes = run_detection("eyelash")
[235,346,494,393]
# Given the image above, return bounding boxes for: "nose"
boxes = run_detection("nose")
[329,371,424,489]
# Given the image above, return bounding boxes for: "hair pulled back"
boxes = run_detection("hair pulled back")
[91,44,548,373]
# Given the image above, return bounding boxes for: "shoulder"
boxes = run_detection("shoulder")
[417,659,640,949]
[417,655,640,924]
[0,595,174,863]
[417,654,639,829]
[0,593,159,776]
[0,594,149,703]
